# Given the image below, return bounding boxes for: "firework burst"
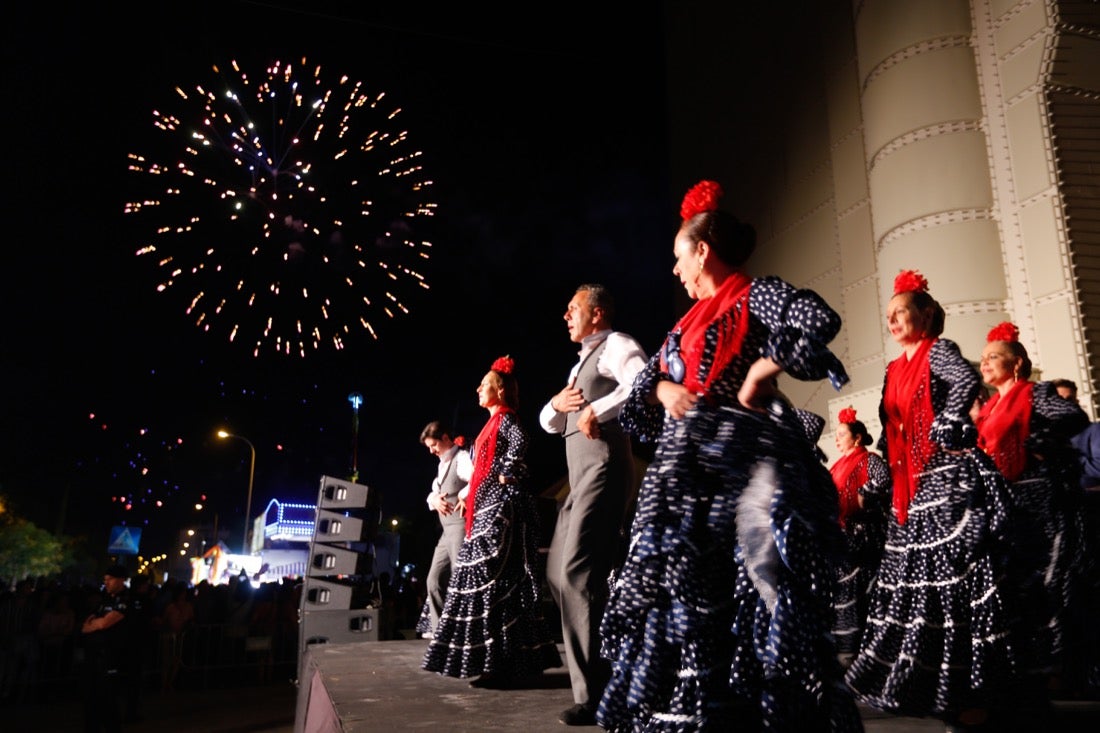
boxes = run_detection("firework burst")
[125,58,436,357]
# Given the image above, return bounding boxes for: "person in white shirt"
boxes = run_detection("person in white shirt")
[414,420,472,639]
[538,283,647,726]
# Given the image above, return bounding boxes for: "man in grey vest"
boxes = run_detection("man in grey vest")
[418,420,472,638]
[539,284,647,726]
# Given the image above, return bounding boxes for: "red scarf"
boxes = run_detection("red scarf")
[976,380,1032,482]
[883,338,937,525]
[464,407,512,538]
[830,446,869,528]
[660,272,753,394]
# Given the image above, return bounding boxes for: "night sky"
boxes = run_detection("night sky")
[2,1,679,565]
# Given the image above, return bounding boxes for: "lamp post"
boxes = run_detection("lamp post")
[217,430,256,555]
[348,392,363,482]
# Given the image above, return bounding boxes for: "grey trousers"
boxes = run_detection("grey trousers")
[547,427,632,706]
[425,519,465,632]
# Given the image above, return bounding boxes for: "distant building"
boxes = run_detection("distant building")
[256,498,396,583]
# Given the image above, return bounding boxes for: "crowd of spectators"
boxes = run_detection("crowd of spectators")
[0,573,305,709]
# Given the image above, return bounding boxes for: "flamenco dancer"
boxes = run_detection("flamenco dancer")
[597,180,861,731]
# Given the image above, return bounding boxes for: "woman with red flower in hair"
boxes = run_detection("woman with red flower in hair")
[829,407,891,663]
[422,356,561,686]
[974,322,1089,696]
[597,181,860,731]
[845,272,1021,731]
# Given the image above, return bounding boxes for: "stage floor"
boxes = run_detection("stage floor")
[293,639,991,732]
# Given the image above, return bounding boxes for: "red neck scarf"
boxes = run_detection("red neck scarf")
[661,272,753,394]
[830,446,869,528]
[976,380,1032,482]
[465,407,512,538]
[883,338,937,525]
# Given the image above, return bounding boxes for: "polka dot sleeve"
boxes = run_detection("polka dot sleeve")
[927,338,979,450]
[751,276,849,390]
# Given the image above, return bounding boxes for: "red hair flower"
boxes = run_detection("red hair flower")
[680,180,723,220]
[453,435,466,448]
[893,269,929,296]
[838,406,857,424]
[491,355,515,374]
[986,321,1019,343]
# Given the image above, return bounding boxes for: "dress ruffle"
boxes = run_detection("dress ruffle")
[844,448,1018,716]
[422,414,561,679]
[598,402,860,732]
[602,276,857,732]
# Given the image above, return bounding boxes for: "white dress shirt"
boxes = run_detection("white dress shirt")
[539,329,647,434]
[424,444,473,509]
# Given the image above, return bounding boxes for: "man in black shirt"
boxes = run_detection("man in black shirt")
[81,564,131,733]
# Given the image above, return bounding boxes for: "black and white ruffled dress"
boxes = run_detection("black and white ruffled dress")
[421,412,561,679]
[982,380,1090,675]
[844,339,1020,717]
[597,276,862,732]
[831,451,891,657]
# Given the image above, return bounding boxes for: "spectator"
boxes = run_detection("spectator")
[123,574,156,721]
[0,579,41,705]
[37,587,75,693]
[158,583,195,692]
[80,565,131,733]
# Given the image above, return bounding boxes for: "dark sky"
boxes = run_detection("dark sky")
[1,2,677,562]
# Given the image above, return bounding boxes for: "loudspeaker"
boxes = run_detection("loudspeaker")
[300,577,375,612]
[313,509,368,543]
[315,475,380,541]
[318,476,374,509]
[308,543,374,576]
[296,474,385,681]
[300,607,381,644]
[296,607,381,688]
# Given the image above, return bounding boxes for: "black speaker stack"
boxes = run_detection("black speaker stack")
[296,475,382,682]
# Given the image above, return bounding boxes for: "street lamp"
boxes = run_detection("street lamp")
[348,392,363,482]
[217,430,256,555]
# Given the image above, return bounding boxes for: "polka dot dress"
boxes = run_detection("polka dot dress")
[844,339,1020,718]
[980,380,1090,674]
[422,413,562,679]
[597,276,862,732]
[831,452,891,656]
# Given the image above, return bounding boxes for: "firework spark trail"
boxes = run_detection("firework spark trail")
[125,58,436,358]
[82,410,191,531]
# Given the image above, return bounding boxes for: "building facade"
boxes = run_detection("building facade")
[665,0,1100,460]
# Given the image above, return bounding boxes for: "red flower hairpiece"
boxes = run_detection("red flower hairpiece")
[680,180,723,220]
[491,355,515,375]
[986,321,1019,344]
[893,269,929,296]
[453,436,466,448]
[838,406,857,424]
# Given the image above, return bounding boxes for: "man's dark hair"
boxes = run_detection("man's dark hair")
[576,283,615,324]
[419,420,451,444]
[105,563,130,580]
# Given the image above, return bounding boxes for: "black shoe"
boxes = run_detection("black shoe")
[559,704,597,726]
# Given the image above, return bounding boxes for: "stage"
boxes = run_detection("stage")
[291,639,989,732]
[295,639,577,732]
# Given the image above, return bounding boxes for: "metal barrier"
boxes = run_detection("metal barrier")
[19,623,302,700]
[161,624,297,688]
